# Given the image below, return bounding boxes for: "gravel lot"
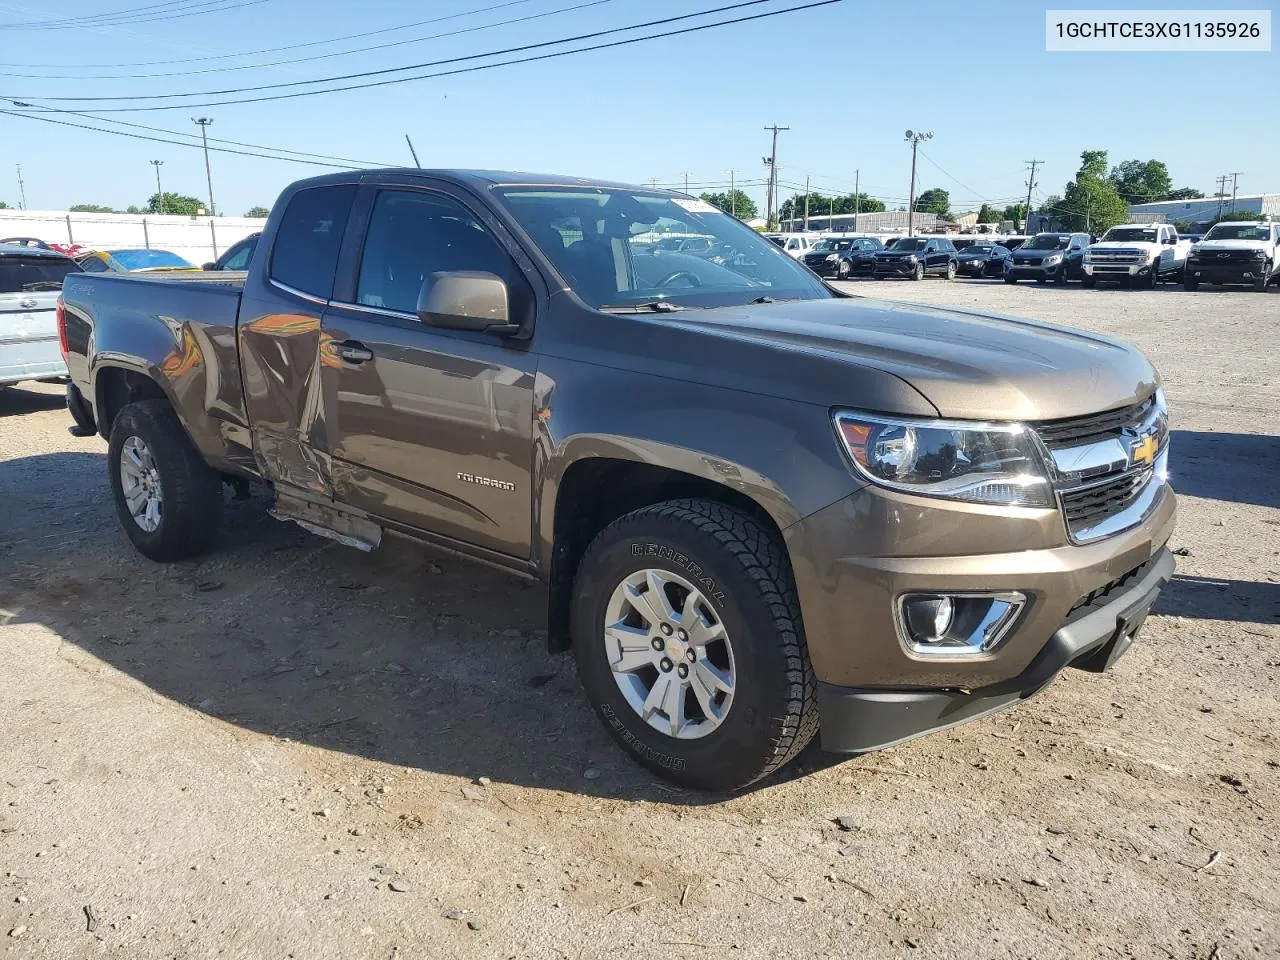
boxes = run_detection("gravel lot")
[2,279,1276,959]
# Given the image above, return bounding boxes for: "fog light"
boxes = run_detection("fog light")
[897,593,1026,658]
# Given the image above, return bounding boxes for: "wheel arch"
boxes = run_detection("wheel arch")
[93,363,171,441]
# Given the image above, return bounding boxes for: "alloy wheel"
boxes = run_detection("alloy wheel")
[119,435,163,532]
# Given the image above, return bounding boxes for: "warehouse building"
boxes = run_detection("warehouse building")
[1128,193,1280,224]
[778,210,937,233]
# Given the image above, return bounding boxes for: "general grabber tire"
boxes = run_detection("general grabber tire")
[108,399,224,562]
[571,499,819,791]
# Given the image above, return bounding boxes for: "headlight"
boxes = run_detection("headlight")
[825,253,840,262]
[834,413,1053,507]
[1043,254,1063,265]
[904,255,918,263]
[1253,250,1267,259]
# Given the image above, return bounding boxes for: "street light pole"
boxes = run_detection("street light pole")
[192,117,216,215]
[904,130,933,237]
[149,160,165,214]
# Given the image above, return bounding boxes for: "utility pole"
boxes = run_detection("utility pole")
[853,168,860,232]
[727,169,736,218]
[404,134,421,167]
[763,124,789,230]
[15,164,27,210]
[904,130,932,237]
[1215,175,1230,219]
[149,160,165,214]
[1229,172,1243,212]
[682,171,691,195]
[192,117,216,216]
[1023,159,1041,233]
[803,175,810,231]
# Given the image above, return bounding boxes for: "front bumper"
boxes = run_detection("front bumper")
[1084,262,1153,278]
[805,261,842,278]
[1185,260,1267,283]
[1009,263,1063,279]
[815,548,1173,752]
[873,261,917,277]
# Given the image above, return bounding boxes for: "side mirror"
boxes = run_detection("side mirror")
[202,261,216,271]
[1163,236,1175,245]
[416,271,517,334]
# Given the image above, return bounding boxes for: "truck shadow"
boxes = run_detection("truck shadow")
[1169,429,1278,509]
[2,451,842,804]
[1155,575,1280,625]
[0,384,66,417]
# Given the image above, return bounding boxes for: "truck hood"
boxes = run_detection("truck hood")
[674,296,1156,421]
[1088,240,1161,251]
[1192,239,1270,252]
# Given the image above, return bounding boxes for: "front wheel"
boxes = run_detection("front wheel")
[1147,263,1160,289]
[571,500,818,791]
[1004,274,1017,284]
[911,262,924,281]
[1080,273,1096,288]
[945,260,956,281]
[108,399,224,562]
[837,259,851,280]
[1256,263,1272,291]
[1183,276,1200,291]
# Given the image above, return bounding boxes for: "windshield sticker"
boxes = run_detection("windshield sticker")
[672,198,721,214]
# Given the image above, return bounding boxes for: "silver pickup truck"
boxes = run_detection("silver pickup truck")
[0,244,81,388]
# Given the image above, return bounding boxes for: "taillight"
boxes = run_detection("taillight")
[56,296,70,361]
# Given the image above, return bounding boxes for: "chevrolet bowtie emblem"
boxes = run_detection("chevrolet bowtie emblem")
[1130,434,1158,467]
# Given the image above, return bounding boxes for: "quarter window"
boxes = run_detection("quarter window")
[269,185,356,299]
[356,189,514,315]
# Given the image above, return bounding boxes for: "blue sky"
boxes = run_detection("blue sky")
[0,0,1274,215]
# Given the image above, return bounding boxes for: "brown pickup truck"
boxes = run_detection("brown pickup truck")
[58,169,1175,790]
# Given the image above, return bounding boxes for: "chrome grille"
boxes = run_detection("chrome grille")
[1061,468,1152,529]
[1034,397,1154,449]
[1087,249,1144,263]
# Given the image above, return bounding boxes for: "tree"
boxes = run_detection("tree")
[698,191,756,221]
[0,200,9,209]
[245,206,271,218]
[1217,210,1265,223]
[1165,187,1205,201]
[1002,202,1027,225]
[69,203,118,213]
[913,188,951,219]
[1054,151,1128,233]
[976,203,1001,223]
[778,191,884,222]
[147,192,205,215]
[125,205,145,215]
[1108,159,1172,204]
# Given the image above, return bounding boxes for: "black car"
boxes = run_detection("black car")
[801,236,884,279]
[998,236,1030,251]
[955,241,1011,278]
[1005,232,1091,284]
[872,236,958,280]
[204,232,260,271]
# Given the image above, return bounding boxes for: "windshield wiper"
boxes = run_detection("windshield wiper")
[21,281,62,291]
[749,295,775,304]
[600,300,686,313]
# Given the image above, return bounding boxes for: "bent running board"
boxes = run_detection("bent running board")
[269,489,382,552]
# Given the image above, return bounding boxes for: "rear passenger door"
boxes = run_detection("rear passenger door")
[317,182,540,560]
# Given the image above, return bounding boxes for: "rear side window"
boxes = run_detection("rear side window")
[0,255,80,293]
[269,185,356,299]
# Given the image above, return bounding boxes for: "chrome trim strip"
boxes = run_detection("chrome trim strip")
[328,300,417,322]
[1050,437,1129,483]
[893,591,1027,662]
[268,278,328,307]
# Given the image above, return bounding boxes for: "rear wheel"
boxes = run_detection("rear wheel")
[108,399,224,562]
[571,499,819,791]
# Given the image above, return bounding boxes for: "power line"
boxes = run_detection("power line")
[4,0,845,110]
[0,0,231,28]
[0,0,536,68]
[1,0,267,30]
[1,0,618,80]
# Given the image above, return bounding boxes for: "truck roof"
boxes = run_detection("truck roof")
[286,168,675,194]
[0,243,73,260]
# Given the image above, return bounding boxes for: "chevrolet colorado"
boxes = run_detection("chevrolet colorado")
[59,170,1176,791]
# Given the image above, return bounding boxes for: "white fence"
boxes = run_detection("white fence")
[0,209,266,265]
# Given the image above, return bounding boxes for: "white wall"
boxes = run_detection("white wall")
[0,209,266,265]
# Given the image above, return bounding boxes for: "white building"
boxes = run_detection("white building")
[1127,193,1280,224]
[0,209,265,264]
[779,210,937,234]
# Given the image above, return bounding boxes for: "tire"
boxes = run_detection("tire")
[108,399,224,562]
[1183,276,1199,291]
[1054,265,1069,285]
[911,262,924,281]
[571,499,819,791]
[837,259,851,280]
[1256,263,1271,291]
[1147,263,1160,289]
[1004,274,1017,284]
[945,260,956,281]
[1080,274,1096,288]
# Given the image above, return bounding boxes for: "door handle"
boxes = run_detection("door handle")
[328,339,374,364]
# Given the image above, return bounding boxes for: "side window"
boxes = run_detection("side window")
[356,189,514,314]
[221,238,256,271]
[269,185,356,299]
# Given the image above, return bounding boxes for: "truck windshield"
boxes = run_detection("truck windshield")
[887,239,926,252]
[106,249,195,271]
[1102,228,1158,243]
[0,256,80,292]
[493,188,831,309]
[1023,235,1070,250]
[1203,224,1269,241]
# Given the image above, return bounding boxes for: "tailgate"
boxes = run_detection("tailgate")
[0,290,63,383]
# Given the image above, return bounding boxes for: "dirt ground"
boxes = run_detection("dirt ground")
[2,280,1276,960]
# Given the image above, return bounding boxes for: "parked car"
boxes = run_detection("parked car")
[800,236,883,279]
[204,233,260,271]
[1082,224,1190,288]
[76,249,198,273]
[998,236,1030,251]
[60,168,1175,791]
[0,236,55,250]
[1183,220,1279,291]
[1005,232,1091,284]
[955,241,1011,278]
[763,233,818,259]
[1,244,82,390]
[873,236,958,280]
